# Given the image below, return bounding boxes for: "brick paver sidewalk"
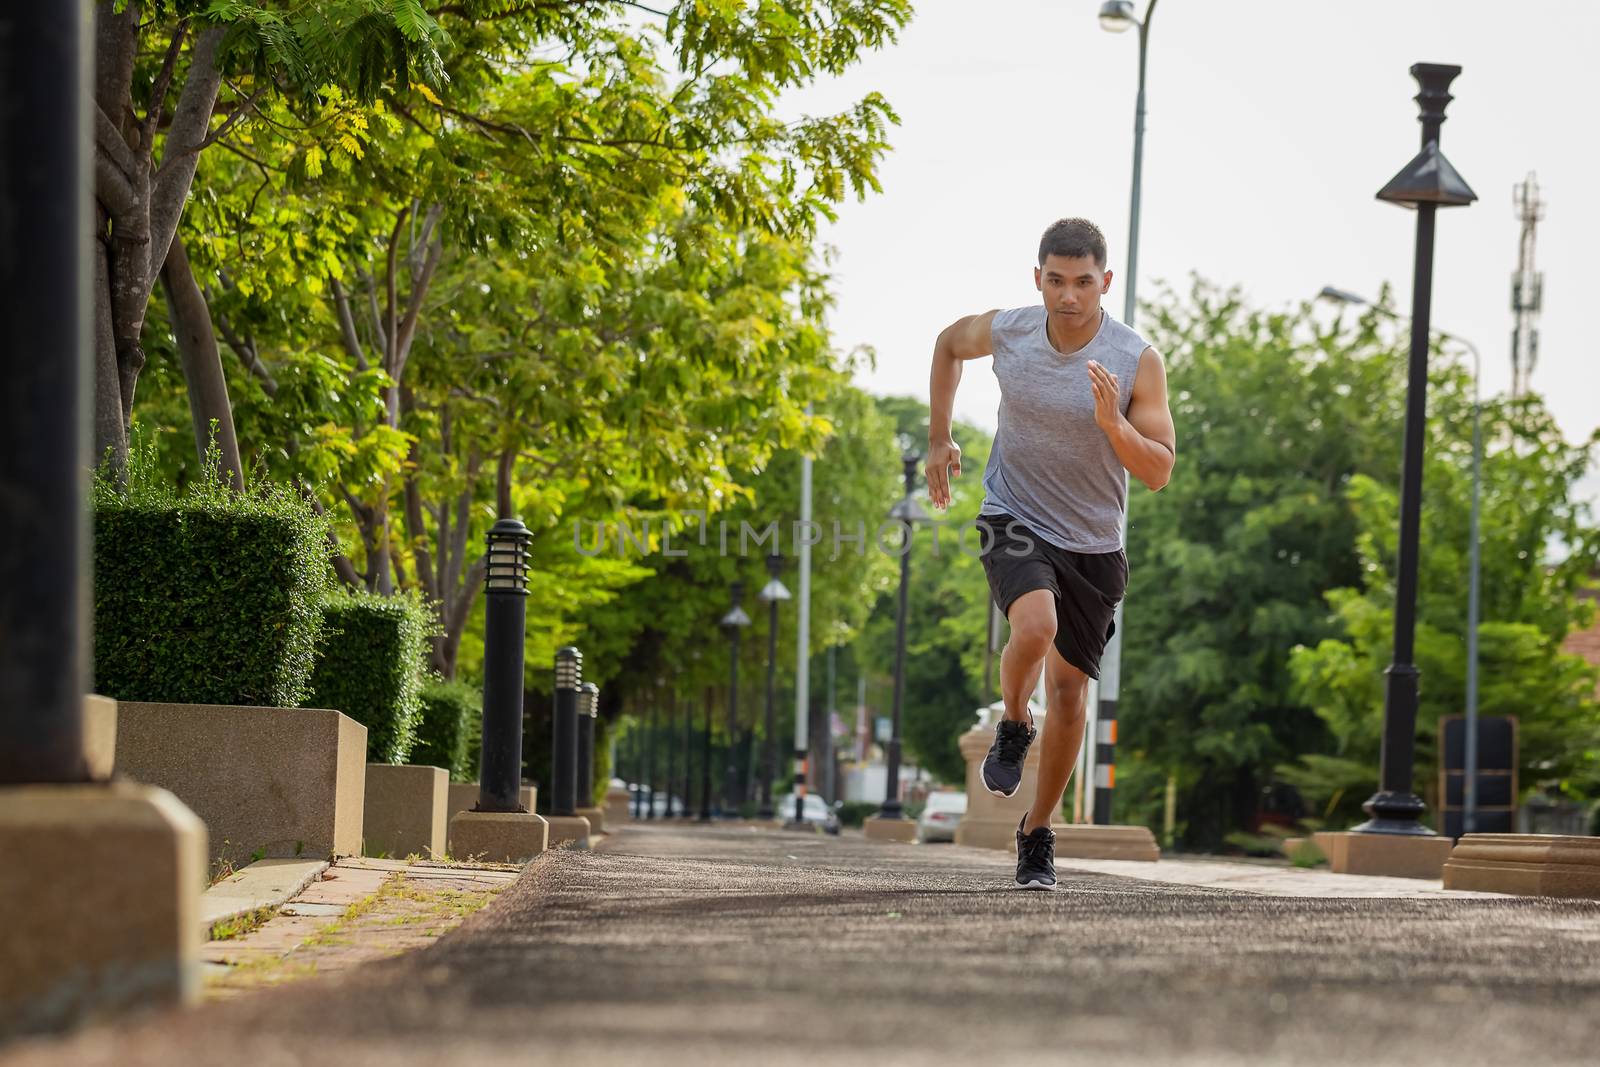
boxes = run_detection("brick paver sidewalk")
[4,823,1599,1066]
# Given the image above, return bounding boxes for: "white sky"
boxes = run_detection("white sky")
[786,0,1600,502]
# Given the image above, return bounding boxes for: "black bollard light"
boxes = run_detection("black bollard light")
[577,682,599,811]
[551,647,582,817]
[757,553,792,820]
[878,452,928,822]
[476,519,533,812]
[1355,63,1477,836]
[720,582,752,816]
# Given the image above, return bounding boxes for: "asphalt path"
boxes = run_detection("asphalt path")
[6,822,1600,1066]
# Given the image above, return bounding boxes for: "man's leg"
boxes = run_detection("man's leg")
[999,589,1056,724]
[1023,644,1089,834]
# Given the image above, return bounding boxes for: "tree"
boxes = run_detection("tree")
[1287,388,1600,827]
[1115,281,1411,844]
[92,0,449,475]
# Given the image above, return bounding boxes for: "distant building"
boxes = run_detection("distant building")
[1562,578,1600,697]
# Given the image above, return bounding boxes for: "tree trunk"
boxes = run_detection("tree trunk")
[92,238,127,475]
[160,233,244,489]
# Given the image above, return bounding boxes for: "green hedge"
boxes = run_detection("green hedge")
[307,590,437,764]
[93,441,331,707]
[413,679,481,781]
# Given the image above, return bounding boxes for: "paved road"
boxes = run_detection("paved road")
[6,823,1600,1066]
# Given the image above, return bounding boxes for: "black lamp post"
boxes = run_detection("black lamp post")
[645,676,661,820]
[1355,62,1477,836]
[664,675,678,817]
[699,683,715,821]
[551,647,582,818]
[719,581,752,817]
[476,520,533,812]
[0,4,92,787]
[877,452,928,821]
[757,553,792,820]
[681,661,696,820]
[577,682,599,811]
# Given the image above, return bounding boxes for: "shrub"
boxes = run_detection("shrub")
[307,590,437,763]
[835,800,878,829]
[413,679,482,781]
[93,437,331,707]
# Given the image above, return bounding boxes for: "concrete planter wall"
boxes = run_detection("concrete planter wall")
[364,764,448,860]
[115,701,366,868]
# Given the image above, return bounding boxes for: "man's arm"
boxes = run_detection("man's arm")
[926,310,997,510]
[1087,346,1176,491]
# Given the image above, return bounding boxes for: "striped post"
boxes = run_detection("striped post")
[1092,713,1117,822]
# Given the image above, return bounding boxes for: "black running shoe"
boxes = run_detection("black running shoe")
[981,710,1036,798]
[1014,816,1057,891]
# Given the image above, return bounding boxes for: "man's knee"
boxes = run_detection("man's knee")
[1045,660,1089,716]
[1006,595,1057,656]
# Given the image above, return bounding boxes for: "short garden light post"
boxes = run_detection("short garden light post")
[476,519,533,812]
[757,552,792,820]
[720,581,752,816]
[551,647,582,818]
[879,452,927,822]
[577,682,599,812]
[1356,63,1477,837]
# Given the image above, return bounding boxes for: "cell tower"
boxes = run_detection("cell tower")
[1510,173,1546,399]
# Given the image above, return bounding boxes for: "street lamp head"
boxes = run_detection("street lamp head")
[1318,286,1369,307]
[1376,140,1478,210]
[759,551,791,603]
[1098,0,1138,32]
[719,580,752,629]
[580,682,599,718]
[889,450,930,523]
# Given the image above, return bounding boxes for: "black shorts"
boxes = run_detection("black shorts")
[975,512,1128,680]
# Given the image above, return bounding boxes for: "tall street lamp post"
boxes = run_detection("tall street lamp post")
[877,452,928,822]
[1093,0,1158,823]
[719,582,752,817]
[757,552,792,821]
[1319,285,1485,834]
[1356,62,1477,836]
[699,683,715,822]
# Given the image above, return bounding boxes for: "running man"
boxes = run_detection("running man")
[926,218,1176,889]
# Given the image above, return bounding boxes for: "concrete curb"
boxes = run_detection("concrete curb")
[201,858,329,930]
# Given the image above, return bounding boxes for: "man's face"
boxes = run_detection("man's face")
[1034,254,1112,328]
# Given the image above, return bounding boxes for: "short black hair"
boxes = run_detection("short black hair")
[1038,218,1107,269]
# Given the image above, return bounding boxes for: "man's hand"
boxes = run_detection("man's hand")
[1087,360,1125,436]
[926,438,962,510]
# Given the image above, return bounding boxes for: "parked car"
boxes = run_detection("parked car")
[775,793,841,834]
[917,791,967,843]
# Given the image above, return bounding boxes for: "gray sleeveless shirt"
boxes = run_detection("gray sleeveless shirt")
[978,305,1147,553]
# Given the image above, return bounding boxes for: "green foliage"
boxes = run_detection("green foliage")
[1287,387,1600,823]
[1116,281,1411,846]
[835,800,878,829]
[93,435,332,707]
[858,396,995,786]
[412,679,481,781]
[308,589,438,763]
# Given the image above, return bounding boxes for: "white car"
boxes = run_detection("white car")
[774,793,842,834]
[917,791,967,843]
